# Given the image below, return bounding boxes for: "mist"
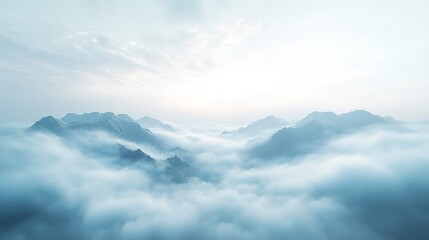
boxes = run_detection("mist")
[1,122,429,240]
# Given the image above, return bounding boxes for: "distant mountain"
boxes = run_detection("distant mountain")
[116,144,197,183]
[297,111,338,126]
[117,114,135,122]
[250,121,339,159]
[250,110,392,160]
[222,115,289,137]
[117,144,155,164]
[382,116,405,124]
[164,156,198,183]
[30,116,68,134]
[31,112,162,148]
[296,110,388,132]
[137,116,174,131]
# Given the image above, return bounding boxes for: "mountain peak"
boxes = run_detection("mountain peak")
[222,115,289,137]
[137,116,174,131]
[297,110,387,132]
[61,112,122,125]
[165,156,197,183]
[251,120,338,159]
[303,111,338,120]
[262,115,283,120]
[340,109,375,117]
[140,116,157,121]
[118,144,154,163]
[166,156,185,167]
[30,115,67,133]
[297,111,337,127]
[33,112,163,148]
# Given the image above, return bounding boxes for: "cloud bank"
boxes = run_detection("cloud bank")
[1,125,429,240]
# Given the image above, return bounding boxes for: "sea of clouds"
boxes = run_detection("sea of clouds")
[1,124,429,240]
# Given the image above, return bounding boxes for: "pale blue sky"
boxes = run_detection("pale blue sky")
[1,0,429,124]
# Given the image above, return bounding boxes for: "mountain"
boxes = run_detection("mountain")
[164,156,198,183]
[30,116,68,134]
[117,144,155,164]
[117,114,135,122]
[296,110,388,132]
[297,111,338,126]
[250,121,338,159]
[250,110,392,160]
[31,112,162,148]
[382,116,405,124]
[137,116,174,131]
[115,145,197,183]
[222,115,289,137]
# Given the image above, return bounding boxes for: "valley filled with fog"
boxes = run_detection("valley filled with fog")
[1,111,429,240]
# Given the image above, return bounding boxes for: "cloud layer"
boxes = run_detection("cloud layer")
[1,125,429,240]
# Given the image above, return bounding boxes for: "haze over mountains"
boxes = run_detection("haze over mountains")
[30,110,405,163]
[221,115,290,137]
[136,116,175,131]
[296,110,389,132]
[31,112,162,149]
[3,109,429,240]
[30,111,198,184]
[117,144,198,183]
[249,110,397,159]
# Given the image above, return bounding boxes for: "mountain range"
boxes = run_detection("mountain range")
[30,110,406,163]
[296,110,388,132]
[31,112,162,148]
[250,110,400,160]
[30,112,199,183]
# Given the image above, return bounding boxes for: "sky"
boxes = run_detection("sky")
[1,0,429,125]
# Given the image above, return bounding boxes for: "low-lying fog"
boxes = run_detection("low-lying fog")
[1,120,429,240]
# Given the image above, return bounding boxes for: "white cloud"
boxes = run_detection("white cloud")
[1,125,429,239]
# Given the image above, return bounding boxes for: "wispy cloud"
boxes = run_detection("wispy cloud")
[0,15,261,89]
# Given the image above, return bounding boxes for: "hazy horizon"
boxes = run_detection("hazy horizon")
[1,0,429,124]
[1,108,421,130]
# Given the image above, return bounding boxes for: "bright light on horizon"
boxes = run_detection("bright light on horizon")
[1,0,429,124]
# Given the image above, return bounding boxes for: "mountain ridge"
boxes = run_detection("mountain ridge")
[250,110,396,160]
[222,115,289,137]
[31,112,162,148]
[136,116,174,131]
